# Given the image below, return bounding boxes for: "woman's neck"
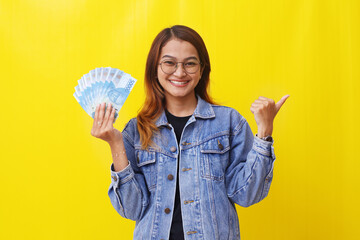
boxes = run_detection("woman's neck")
[165,93,197,117]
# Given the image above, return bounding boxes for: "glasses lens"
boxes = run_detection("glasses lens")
[160,60,176,74]
[160,60,201,74]
[184,60,200,74]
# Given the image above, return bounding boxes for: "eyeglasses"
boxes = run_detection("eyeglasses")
[159,59,202,74]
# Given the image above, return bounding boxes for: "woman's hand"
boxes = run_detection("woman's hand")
[91,102,129,172]
[91,102,122,146]
[250,95,290,137]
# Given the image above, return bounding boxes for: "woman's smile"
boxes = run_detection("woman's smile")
[168,79,191,87]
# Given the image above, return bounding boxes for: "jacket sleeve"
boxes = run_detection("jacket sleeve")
[225,115,276,207]
[107,119,150,220]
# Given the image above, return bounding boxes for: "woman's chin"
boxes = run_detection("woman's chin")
[165,89,195,99]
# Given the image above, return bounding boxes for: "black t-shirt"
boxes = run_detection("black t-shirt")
[165,109,192,240]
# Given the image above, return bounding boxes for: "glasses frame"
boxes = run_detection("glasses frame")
[159,59,202,75]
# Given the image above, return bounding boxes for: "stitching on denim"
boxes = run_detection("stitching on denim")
[122,131,134,147]
[151,203,162,239]
[232,117,246,136]
[200,136,229,181]
[119,177,144,210]
[259,161,275,200]
[198,130,230,145]
[207,178,220,239]
[134,145,157,151]
[135,150,156,167]
[148,184,156,191]
[133,145,177,159]
[136,159,156,167]
[228,153,259,198]
[253,145,271,157]
[201,174,225,181]
[257,175,266,203]
[194,103,215,119]
[122,118,136,145]
[115,187,126,217]
[120,171,135,184]
[200,145,230,154]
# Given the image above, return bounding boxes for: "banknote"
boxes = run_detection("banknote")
[73,67,136,120]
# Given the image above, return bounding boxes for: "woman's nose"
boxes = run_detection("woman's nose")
[173,63,187,77]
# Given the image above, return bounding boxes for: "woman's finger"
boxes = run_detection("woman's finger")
[250,106,256,113]
[103,103,113,128]
[103,103,112,127]
[106,106,116,127]
[275,95,290,113]
[97,102,105,127]
[251,103,263,108]
[91,104,101,136]
[92,104,100,129]
[258,96,268,100]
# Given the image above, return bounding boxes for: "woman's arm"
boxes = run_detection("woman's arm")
[91,102,129,171]
[107,131,150,221]
[226,119,275,207]
[226,95,289,207]
[91,103,150,220]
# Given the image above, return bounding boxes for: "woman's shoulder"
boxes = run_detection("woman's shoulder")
[209,103,248,132]
[122,117,138,132]
[121,117,138,145]
[211,103,245,120]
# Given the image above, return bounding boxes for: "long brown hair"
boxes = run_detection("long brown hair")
[137,25,214,149]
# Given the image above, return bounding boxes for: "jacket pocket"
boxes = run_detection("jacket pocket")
[200,135,230,181]
[135,149,157,190]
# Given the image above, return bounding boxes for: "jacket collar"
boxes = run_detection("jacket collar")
[155,95,216,127]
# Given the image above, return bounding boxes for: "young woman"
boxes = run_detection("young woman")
[91,25,289,240]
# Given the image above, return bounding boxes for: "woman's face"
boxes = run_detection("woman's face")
[157,38,202,101]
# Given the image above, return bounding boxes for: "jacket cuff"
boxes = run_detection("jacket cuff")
[253,136,276,160]
[110,162,134,187]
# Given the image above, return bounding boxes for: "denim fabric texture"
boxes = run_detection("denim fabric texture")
[108,96,276,240]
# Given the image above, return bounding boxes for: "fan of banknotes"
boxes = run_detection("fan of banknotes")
[73,67,136,120]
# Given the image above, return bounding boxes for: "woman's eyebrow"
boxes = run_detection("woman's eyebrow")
[161,55,198,61]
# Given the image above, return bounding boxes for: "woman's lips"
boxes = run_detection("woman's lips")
[168,79,190,87]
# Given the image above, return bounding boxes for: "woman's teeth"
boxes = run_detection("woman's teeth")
[169,80,189,85]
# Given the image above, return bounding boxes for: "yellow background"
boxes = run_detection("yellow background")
[1,0,359,239]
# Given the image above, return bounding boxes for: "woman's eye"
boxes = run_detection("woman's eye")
[185,61,197,66]
[164,61,176,66]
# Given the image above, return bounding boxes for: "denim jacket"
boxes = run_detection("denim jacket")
[108,96,276,240]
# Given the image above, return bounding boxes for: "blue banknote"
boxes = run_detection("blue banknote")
[73,67,136,120]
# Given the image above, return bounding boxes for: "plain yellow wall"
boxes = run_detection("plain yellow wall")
[1,0,359,239]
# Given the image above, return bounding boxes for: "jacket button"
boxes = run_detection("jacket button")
[182,168,192,172]
[218,140,224,150]
[164,208,171,214]
[170,146,176,152]
[167,174,174,180]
